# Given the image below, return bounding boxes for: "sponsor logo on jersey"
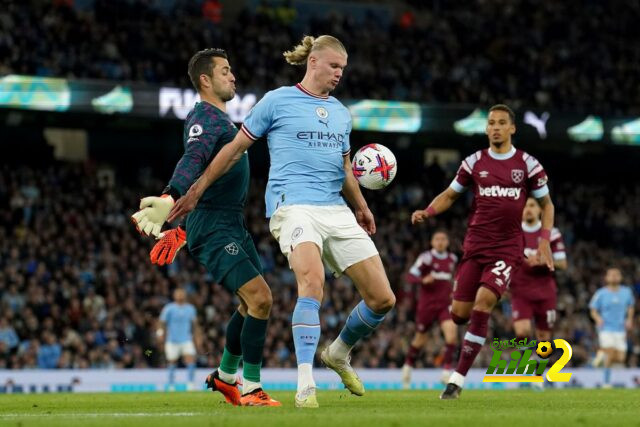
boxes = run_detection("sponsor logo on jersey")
[431,272,453,281]
[478,185,522,199]
[296,131,345,143]
[511,169,524,183]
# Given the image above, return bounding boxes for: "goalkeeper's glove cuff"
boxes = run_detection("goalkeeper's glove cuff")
[162,185,182,201]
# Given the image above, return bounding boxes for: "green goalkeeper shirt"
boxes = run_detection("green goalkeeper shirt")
[166,101,249,212]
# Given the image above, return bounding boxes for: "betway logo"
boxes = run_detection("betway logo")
[478,185,522,199]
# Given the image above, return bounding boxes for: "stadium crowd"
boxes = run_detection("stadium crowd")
[2,0,640,114]
[1,162,639,371]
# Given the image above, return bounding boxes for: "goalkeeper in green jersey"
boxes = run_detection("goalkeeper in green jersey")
[131,48,279,407]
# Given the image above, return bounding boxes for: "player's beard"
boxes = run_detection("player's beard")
[219,89,235,102]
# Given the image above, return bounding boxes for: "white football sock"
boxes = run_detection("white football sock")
[449,371,465,388]
[218,369,236,384]
[242,378,261,395]
[297,363,316,393]
[329,337,353,360]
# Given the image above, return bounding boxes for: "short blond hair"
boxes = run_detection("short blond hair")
[283,35,347,66]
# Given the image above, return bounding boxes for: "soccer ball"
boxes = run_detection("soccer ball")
[352,144,397,190]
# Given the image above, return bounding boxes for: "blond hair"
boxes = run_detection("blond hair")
[283,35,347,66]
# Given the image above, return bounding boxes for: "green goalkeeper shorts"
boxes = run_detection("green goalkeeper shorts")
[185,209,263,293]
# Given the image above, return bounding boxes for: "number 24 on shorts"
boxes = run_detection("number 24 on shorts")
[491,260,513,286]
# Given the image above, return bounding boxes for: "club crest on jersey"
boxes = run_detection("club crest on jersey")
[224,242,239,256]
[315,107,329,119]
[189,124,203,137]
[511,169,524,183]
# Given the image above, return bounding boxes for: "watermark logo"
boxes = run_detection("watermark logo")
[483,338,573,383]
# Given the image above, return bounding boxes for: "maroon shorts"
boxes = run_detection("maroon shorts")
[415,303,451,333]
[453,253,523,302]
[511,292,557,331]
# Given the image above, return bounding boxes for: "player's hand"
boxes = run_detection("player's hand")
[150,226,186,265]
[525,253,541,267]
[595,317,604,328]
[131,195,174,238]
[625,318,633,331]
[536,239,554,271]
[411,209,429,225]
[167,186,201,222]
[422,274,435,285]
[355,207,376,235]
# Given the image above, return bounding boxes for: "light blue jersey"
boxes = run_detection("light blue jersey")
[589,286,634,332]
[160,302,197,343]
[241,84,352,217]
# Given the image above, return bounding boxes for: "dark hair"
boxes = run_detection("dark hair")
[187,48,228,91]
[432,229,449,238]
[489,104,516,123]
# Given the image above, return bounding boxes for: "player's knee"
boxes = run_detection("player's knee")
[248,286,273,317]
[451,312,469,325]
[296,272,324,299]
[368,292,395,314]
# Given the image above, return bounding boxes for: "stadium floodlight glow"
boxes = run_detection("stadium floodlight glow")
[0,75,71,112]
[91,85,134,114]
[453,108,488,136]
[348,100,421,133]
[567,115,604,142]
[611,118,640,145]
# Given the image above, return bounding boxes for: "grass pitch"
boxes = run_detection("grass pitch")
[0,389,638,427]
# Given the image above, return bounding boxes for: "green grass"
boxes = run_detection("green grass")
[1,390,639,427]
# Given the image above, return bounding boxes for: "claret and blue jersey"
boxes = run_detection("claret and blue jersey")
[241,83,352,217]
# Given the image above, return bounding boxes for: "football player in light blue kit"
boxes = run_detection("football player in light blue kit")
[589,267,635,387]
[168,35,396,408]
[158,288,199,388]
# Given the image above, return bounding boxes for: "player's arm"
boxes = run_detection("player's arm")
[625,292,635,331]
[192,319,202,352]
[589,293,603,328]
[411,187,462,225]
[536,194,555,271]
[554,258,567,270]
[626,305,634,331]
[131,126,219,237]
[590,308,603,328]
[168,131,255,222]
[342,154,376,235]
[156,320,166,345]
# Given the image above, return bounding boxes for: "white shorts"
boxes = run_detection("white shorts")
[165,341,196,361]
[269,205,379,276]
[598,331,627,352]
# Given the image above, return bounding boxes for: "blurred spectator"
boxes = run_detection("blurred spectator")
[2,0,640,113]
[37,331,62,369]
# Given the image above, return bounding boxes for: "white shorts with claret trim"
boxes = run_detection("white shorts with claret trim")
[269,205,379,276]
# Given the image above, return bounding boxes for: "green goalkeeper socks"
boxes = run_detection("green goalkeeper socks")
[220,310,244,375]
[241,315,268,382]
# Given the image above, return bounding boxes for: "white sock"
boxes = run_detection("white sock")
[449,371,465,388]
[297,363,315,393]
[329,337,353,360]
[218,369,236,384]
[242,378,261,395]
